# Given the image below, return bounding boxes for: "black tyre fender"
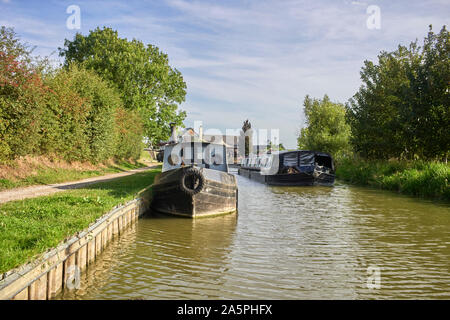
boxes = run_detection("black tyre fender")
[180,167,205,195]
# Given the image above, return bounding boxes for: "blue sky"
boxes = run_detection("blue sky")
[1,0,448,148]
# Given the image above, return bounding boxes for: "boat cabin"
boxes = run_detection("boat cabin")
[241,150,334,176]
[162,142,229,173]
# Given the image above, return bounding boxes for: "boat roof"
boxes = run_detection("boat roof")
[164,141,227,148]
[270,150,333,158]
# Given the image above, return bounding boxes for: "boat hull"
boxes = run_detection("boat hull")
[151,167,238,218]
[238,168,335,186]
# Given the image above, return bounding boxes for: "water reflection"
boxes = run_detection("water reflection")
[57,212,238,300]
[57,175,450,300]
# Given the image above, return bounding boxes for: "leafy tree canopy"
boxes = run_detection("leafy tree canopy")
[298,95,351,159]
[59,27,187,144]
[347,25,449,160]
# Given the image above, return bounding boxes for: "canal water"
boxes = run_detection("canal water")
[56,172,450,299]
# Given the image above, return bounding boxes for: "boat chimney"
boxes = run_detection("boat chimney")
[199,125,203,141]
[169,122,178,143]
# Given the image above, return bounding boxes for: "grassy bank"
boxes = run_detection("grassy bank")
[0,155,154,192]
[0,166,161,274]
[336,159,450,201]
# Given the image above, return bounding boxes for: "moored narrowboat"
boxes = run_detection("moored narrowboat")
[151,140,238,218]
[238,150,335,186]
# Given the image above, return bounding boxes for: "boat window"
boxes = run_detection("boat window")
[283,153,298,167]
[315,155,333,169]
[299,152,315,165]
[295,152,314,173]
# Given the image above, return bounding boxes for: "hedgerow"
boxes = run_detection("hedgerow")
[0,27,144,164]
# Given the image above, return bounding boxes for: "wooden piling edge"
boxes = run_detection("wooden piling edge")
[0,186,153,300]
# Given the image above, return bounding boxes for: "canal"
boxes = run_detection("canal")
[56,172,450,299]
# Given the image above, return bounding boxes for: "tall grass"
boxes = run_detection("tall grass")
[336,159,450,201]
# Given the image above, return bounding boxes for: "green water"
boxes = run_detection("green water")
[56,173,450,299]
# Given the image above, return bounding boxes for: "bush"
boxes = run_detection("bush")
[114,106,143,160]
[1,27,146,165]
[336,158,450,201]
[0,51,48,161]
[42,64,122,162]
[0,59,144,164]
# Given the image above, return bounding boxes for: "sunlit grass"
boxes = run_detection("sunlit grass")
[0,166,161,274]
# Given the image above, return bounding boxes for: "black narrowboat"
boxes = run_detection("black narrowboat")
[151,141,238,218]
[238,150,335,186]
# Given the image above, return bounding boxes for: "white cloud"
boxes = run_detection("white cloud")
[159,0,449,147]
[3,0,449,147]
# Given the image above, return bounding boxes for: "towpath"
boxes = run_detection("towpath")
[0,165,159,204]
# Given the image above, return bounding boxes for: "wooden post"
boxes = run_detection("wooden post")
[77,245,87,272]
[63,254,76,289]
[118,215,123,233]
[29,274,47,300]
[101,228,107,250]
[124,212,128,228]
[107,223,112,242]
[113,218,119,237]
[95,233,102,256]
[12,287,29,300]
[48,262,63,299]
[87,239,96,265]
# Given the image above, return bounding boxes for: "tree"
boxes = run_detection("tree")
[42,64,127,162]
[409,25,449,161]
[0,26,52,75]
[0,49,47,161]
[347,25,449,160]
[0,26,32,63]
[298,95,351,159]
[59,27,187,145]
[267,140,285,152]
[346,45,418,159]
[0,27,49,161]
[0,26,144,163]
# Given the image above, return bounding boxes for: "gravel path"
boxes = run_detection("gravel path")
[0,165,159,204]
